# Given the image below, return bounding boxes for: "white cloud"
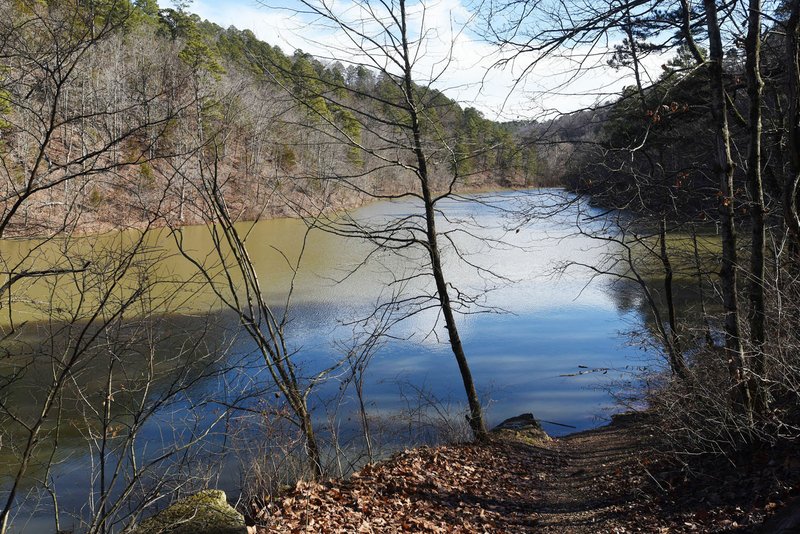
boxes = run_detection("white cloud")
[192,0,300,50]
[190,0,668,120]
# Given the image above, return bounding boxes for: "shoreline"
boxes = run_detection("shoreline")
[240,411,799,532]
[0,183,553,241]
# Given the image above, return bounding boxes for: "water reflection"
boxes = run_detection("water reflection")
[1,190,657,531]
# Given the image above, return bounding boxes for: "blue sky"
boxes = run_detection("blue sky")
[188,0,662,120]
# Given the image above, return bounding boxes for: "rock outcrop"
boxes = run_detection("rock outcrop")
[134,490,247,534]
[491,412,551,444]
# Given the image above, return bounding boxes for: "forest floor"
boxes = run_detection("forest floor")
[250,413,800,533]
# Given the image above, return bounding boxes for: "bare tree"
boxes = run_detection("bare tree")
[744,0,767,412]
[171,131,329,478]
[784,0,800,245]
[702,0,751,411]
[257,0,500,441]
[0,3,248,532]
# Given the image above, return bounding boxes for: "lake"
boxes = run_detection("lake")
[0,189,655,532]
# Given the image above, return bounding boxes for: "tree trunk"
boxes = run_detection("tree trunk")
[296,396,323,479]
[745,0,767,412]
[660,217,688,378]
[691,225,716,347]
[703,0,752,412]
[399,0,487,441]
[785,0,800,246]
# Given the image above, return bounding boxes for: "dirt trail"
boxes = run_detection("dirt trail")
[531,420,652,532]
[253,414,790,533]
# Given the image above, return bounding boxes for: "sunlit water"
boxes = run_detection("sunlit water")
[285,191,643,430]
[1,189,654,532]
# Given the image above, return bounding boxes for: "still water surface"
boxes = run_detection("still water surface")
[1,190,651,531]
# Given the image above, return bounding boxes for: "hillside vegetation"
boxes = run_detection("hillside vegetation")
[0,0,538,238]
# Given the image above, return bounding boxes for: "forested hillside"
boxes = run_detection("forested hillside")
[0,0,536,237]
[537,38,788,224]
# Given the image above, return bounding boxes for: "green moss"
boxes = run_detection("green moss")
[134,490,246,534]
[494,428,552,446]
[491,413,552,446]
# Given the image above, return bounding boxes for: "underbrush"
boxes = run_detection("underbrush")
[631,341,800,528]
[232,389,475,523]
[644,341,800,454]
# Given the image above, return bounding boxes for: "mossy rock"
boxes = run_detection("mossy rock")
[134,490,247,534]
[491,413,551,445]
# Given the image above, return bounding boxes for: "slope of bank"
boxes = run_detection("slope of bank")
[245,413,799,533]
